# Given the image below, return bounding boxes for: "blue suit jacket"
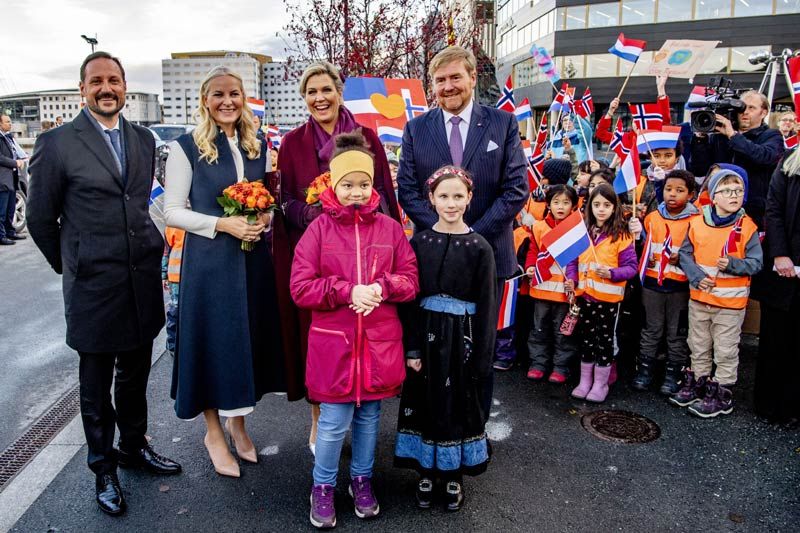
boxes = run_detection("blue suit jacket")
[397,103,529,277]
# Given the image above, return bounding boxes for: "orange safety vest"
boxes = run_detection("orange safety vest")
[642,211,696,283]
[686,215,757,310]
[577,233,634,303]
[529,220,573,303]
[165,227,185,283]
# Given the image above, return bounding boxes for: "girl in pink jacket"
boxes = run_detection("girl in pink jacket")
[290,130,419,529]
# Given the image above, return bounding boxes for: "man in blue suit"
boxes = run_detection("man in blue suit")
[398,46,529,372]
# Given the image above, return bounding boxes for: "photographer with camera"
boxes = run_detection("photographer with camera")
[689,89,784,228]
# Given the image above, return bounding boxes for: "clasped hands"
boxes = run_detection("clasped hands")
[350,283,383,316]
[216,212,273,242]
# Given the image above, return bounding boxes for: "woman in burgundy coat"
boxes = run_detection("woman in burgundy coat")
[272,60,400,449]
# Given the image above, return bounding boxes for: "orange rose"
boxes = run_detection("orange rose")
[246,196,257,208]
[256,196,268,209]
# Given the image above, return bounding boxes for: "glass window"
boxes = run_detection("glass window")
[562,56,585,79]
[621,0,655,25]
[657,0,693,22]
[589,3,620,27]
[565,5,587,30]
[695,0,732,19]
[585,53,618,78]
[698,47,729,74]
[514,58,536,87]
[630,51,654,76]
[730,46,771,72]
[776,0,800,14]
[733,0,773,16]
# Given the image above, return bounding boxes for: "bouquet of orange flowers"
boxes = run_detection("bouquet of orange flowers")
[305,171,331,206]
[217,179,276,251]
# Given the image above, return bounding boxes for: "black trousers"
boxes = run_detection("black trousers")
[78,343,152,475]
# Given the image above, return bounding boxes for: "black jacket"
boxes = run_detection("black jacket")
[0,133,18,191]
[689,124,783,227]
[753,156,800,310]
[27,110,165,353]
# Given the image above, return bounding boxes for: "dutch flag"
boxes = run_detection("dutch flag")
[609,33,647,63]
[246,98,265,118]
[635,126,681,152]
[540,210,591,270]
[613,143,641,195]
[514,98,532,121]
[497,277,520,330]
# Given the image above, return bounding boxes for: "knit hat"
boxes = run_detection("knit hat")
[543,158,572,185]
[386,150,399,166]
[716,163,749,201]
[706,168,748,200]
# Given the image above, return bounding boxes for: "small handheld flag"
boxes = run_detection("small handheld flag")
[629,103,664,131]
[576,87,594,119]
[613,143,641,194]
[497,76,516,113]
[721,217,743,257]
[635,126,681,152]
[246,98,265,118]
[549,83,569,112]
[497,277,520,330]
[788,56,800,113]
[638,227,653,284]
[149,179,164,206]
[609,33,647,63]
[535,113,548,150]
[530,250,555,287]
[540,210,591,269]
[785,134,799,151]
[658,226,672,286]
[609,121,632,160]
[514,97,532,121]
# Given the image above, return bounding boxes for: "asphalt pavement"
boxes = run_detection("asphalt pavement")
[9,336,800,532]
[0,237,78,452]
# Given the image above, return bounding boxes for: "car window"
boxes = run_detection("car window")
[151,127,185,141]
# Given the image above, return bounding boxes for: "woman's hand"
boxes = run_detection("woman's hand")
[257,211,273,228]
[215,216,265,241]
[774,256,796,278]
[407,359,422,372]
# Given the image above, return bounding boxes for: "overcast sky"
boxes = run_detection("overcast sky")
[0,0,287,96]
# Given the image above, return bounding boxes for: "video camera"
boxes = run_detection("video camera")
[687,77,747,134]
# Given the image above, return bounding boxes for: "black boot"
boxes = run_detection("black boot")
[659,363,684,396]
[630,358,655,391]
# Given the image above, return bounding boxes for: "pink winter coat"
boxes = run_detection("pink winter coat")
[290,187,419,404]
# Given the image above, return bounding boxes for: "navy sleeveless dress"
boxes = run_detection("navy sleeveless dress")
[171,132,286,419]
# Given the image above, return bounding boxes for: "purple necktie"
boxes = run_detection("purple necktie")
[449,116,463,166]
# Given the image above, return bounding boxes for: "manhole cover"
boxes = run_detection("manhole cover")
[581,410,661,444]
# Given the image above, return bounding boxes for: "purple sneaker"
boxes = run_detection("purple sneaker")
[669,371,707,407]
[688,381,734,418]
[348,476,380,519]
[310,484,336,529]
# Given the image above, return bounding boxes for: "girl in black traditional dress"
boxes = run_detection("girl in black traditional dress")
[394,166,497,512]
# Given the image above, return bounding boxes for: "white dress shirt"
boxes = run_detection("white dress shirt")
[442,99,473,150]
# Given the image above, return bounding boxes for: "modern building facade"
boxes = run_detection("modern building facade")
[161,51,269,124]
[496,0,800,123]
[0,89,161,135]
[262,61,307,127]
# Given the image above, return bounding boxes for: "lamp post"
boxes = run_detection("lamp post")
[80,34,98,52]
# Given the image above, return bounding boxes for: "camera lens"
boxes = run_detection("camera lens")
[691,110,716,134]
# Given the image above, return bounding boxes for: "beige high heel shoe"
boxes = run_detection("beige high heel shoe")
[204,432,240,478]
[225,418,258,464]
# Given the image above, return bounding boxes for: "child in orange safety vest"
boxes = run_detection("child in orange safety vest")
[671,168,762,419]
[162,226,185,354]
[523,184,580,384]
[630,170,699,396]
[571,184,637,403]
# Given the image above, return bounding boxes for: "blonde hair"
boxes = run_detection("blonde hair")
[299,61,343,95]
[192,66,261,164]
[428,46,477,81]
[740,90,769,112]
[783,147,800,177]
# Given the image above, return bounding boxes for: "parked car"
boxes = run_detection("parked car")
[13,165,28,233]
[149,124,194,142]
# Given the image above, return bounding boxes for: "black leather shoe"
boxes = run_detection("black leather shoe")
[96,473,126,516]
[8,234,26,240]
[415,477,433,509]
[0,238,15,245]
[118,444,182,475]
[444,481,464,511]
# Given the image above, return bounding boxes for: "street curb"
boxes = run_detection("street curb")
[0,332,167,533]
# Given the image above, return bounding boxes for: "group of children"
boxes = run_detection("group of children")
[516,132,762,419]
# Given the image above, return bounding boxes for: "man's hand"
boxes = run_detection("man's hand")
[16,160,24,169]
[774,256,796,278]
[714,114,736,138]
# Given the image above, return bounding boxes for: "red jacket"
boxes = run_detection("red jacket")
[290,188,419,404]
[596,95,671,144]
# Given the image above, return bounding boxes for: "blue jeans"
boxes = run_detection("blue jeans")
[313,401,381,486]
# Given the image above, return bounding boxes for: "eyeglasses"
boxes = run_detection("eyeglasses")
[714,188,744,198]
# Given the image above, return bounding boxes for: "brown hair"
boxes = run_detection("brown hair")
[80,51,125,82]
[427,166,474,195]
[299,61,344,95]
[428,46,477,81]
[332,129,374,159]
[585,183,630,243]
[741,90,769,112]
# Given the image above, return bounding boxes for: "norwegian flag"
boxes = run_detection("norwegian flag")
[638,229,653,284]
[609,120,631,159]
[549,82,569,112]
[721,217,743,257]
[658,226,672,286]
[530,249,555,287]
[788,56,800,113]
[535,113,548,150]
[785,133,799,150]
[576,87,594,119]
[629,103,663,131]
[528,148,544,190]
[497,76,516,113]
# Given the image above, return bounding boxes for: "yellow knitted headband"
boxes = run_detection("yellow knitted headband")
[330,151,374,190]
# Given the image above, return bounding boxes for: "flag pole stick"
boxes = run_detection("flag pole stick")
[604,117,620,162]
[575,114,593,161]
[616,60,638,101]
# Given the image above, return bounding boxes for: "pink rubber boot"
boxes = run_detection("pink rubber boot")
[571,363,595,399]
[586,364,613,403]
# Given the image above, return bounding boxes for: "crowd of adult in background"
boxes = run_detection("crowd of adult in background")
[16,44,800,529]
